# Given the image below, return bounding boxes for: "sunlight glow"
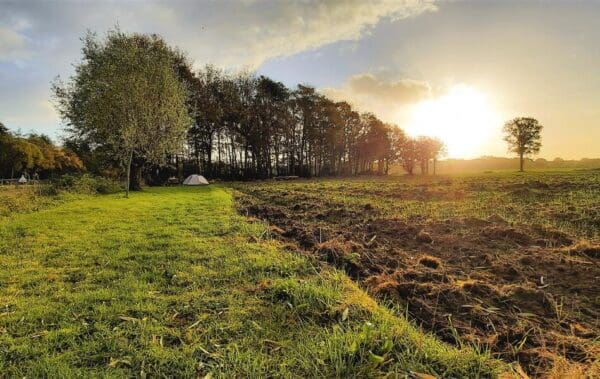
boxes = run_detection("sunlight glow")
[404,85,502,158]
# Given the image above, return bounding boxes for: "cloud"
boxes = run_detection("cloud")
[0,0,437,68]
[0,0,436,136]
[189,0,438,68]
[0,26,32,61]
[348,74,431,103]
[320,73,431,122]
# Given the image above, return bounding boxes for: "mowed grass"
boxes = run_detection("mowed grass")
[0,186,503,377]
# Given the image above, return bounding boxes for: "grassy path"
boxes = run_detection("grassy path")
[0,187,502,377]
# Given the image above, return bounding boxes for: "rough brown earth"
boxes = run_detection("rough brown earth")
[232,172,600,377]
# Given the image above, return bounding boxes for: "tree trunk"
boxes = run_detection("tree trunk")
[519,153,524,172]
[129,158,143,191]
[217,133,222,178]
[433,159,437,175]
[125,150,133,198]
[207,139,213,178]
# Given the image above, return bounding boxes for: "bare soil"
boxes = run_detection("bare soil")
[233,174,600,377]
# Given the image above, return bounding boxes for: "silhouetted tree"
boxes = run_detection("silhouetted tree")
[429,137,446,175]
[392,131,417,175]
[0,121,8,136]
[415,136,433,174]
[503,117,543,172]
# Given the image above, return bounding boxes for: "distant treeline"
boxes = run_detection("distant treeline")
[176,68,447,181]
[0,122,82,179]
[406,156,600,174]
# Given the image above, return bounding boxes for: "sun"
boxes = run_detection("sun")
[404,84,501,158]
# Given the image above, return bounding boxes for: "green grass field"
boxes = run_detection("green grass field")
[0,186,503,377]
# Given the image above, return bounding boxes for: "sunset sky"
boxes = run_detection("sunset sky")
[1,0,598,159]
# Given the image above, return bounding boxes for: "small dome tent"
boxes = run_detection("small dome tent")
[183,174,209,186]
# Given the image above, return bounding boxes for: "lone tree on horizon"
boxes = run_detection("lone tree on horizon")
[503,117,543,172]
[53,29,191,197]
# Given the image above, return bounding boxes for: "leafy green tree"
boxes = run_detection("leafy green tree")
[503,117,543,172]
[27,134,84,176]
[0,138,43,178]
[53,29,191,197]
[0,125,82,178]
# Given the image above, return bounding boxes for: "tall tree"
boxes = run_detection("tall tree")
[429,137,446,175]
[392,130,417,175]
[0,137,43,178]
[503,117,543,172]
[414,136,446,175]
[27,134,83,177]
[415,136,433,175]
[53,29,191,197]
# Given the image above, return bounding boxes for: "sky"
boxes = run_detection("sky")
[1,0,598,159]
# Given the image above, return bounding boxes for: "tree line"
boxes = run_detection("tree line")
[52,29,446,191]
[182,67,449,180]
[25,28,542,189]
[0,122,83,180]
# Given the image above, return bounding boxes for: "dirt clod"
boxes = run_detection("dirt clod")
[416,231,433,244]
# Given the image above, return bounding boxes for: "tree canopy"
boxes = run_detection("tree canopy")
[0,125,83,179]
[53,29,191,196]
[503,117,543,171]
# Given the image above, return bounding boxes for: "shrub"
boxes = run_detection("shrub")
[52,174,121,195]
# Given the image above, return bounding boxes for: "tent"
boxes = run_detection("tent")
[183,174,209,186]
[18,174,27,184]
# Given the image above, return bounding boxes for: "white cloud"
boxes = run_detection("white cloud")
[193,0,438,68]
[0,26,32,61]
[41,0,436,69]
[0,0,437,68]
[0,0,437,135]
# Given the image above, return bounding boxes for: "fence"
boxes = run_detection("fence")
[0,179,46,185]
